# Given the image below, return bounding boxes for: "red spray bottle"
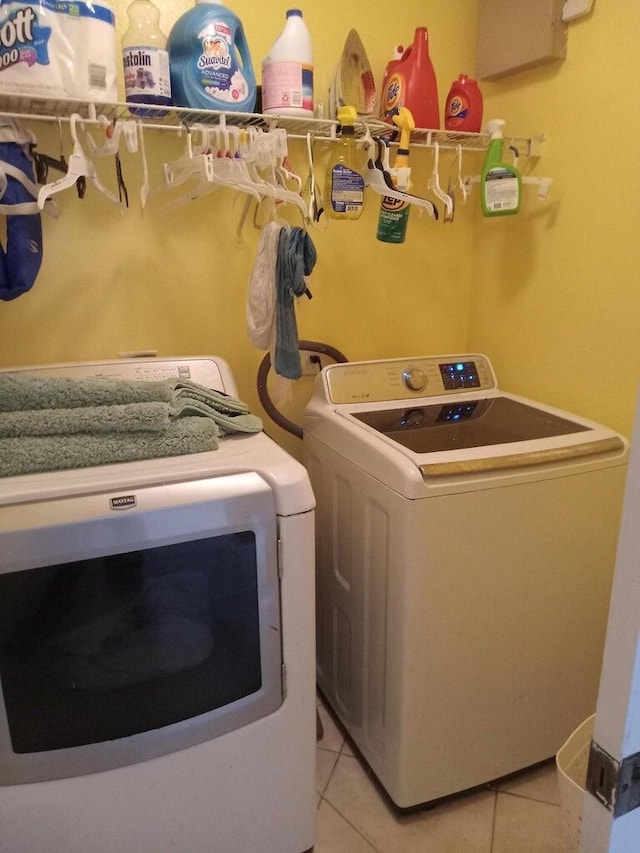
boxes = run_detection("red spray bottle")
[380,27,440,129]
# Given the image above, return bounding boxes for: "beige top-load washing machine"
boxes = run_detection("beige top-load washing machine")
[303,353,628,809]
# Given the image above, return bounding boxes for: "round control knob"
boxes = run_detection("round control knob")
[403,367,427,392]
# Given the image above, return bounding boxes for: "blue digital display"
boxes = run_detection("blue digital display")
[439,361,480,390]
[436,401,479,423]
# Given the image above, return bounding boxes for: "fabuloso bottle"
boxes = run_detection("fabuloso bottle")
[167,0,256,112]
[262,9,313,117]
[481,119,522,217]
[122,0,172,112]
[324,105,365,220]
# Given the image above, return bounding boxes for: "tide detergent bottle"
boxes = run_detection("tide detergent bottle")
[167,0,256,111]
[380,27,439,129]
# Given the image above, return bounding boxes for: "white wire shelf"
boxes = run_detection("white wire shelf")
[0,93,545,157]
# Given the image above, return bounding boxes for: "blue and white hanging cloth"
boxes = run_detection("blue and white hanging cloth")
[0,119,56,301]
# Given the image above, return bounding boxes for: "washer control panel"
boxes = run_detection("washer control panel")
[324,355,497,404]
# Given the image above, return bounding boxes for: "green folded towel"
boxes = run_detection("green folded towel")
[0,416,220,478]
[0,402,172,437]
[172,379,251,414]
[175,396,263,435]
[0,373,263,477]
[0,375,173,412]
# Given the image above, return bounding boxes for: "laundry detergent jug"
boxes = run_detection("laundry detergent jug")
[380,27,439,129]
[444,74,483,132]
[167,0,256,112]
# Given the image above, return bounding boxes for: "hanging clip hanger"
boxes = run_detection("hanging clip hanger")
[302,132,326,230]
[163,123,212,188]
[363,135,438,219]
[449,144,469,206]
[463,145,553,201]
[83,118,137,210]
[163,121,271,214]
[463,138,552,200]
[84,117,139,158]
[241,126,310,224]
[36,114,124,211]
[428,142,454,222]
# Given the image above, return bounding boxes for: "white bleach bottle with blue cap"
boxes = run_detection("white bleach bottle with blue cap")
[167,0,256,112]
[262,9,313,117]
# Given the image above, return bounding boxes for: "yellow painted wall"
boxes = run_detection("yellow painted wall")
[0,0,481,458]
[470,0,640,439]
[5,1,635,461]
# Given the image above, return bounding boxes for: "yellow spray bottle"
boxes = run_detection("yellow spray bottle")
[325,105,365,220]
[376,106,414,243]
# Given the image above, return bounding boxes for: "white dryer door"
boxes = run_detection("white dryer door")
[0,472,282,785]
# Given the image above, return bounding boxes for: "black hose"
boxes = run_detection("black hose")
[257,340,349,439]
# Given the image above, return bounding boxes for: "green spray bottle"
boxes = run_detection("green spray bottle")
[480,119,522,217]
[376,106,415,243]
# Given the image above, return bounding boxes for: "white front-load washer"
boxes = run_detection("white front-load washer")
[0,356,316,853]
[303,353,628,809]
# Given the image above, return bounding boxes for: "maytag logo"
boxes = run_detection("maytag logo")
[110,495,137,510]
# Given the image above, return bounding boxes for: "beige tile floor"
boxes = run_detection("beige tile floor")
[314,696,566,853]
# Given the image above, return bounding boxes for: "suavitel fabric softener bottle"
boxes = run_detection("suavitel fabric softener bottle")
[167,0,256,111]
[481,119,522,217]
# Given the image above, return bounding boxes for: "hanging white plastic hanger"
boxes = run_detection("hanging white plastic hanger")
[451,145,470,204]
[168,122,263,209]
[37,114,124,210]
[163,123,213,188]
[428,142,454,222]
[84,116,139,158]
[463,144,553,200]
[238,127,309,222]
[363,134,437,219]
[302,132,326,230]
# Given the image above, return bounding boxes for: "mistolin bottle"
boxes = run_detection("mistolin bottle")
[122,0,172,110]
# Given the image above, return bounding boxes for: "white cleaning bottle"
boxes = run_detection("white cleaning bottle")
[262,9,313,117]
[122,0,172,108]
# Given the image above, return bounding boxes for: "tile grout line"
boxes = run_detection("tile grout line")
[498,789,562,807]
[317,793,382,853]
[489,788,498,853]
[317,748,341,799]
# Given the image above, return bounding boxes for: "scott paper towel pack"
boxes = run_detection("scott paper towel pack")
[0,0,117,102]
